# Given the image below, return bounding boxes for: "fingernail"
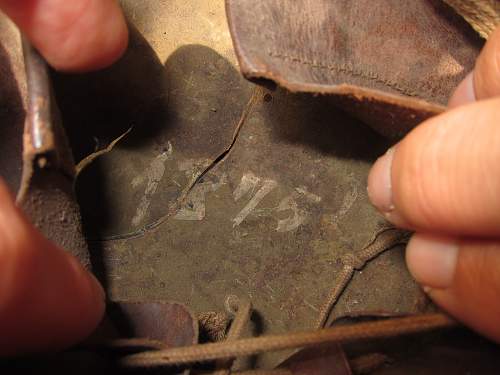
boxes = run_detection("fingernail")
[448,72,476,108]
[406,234,459,289]
[368,147,395,212]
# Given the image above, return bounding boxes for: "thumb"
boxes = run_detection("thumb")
[449,26,500,107]
[406,234,500,342]
[367,97,500,237]
[0,180,105,356]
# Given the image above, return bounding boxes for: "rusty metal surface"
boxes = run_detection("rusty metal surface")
[225,0,483,137]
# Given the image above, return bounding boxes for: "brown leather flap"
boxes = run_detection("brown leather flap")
[226,0,483,137]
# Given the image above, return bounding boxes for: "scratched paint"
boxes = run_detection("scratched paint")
[131,142,173,227]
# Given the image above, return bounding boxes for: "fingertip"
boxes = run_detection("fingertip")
[372,98,500,237]
[49,1,130,72]
[367,147,411,228]
[0,178,105,355]
[367,147,395,213]
[0,0,129,72]
[409,238,500,343]
[0,179,30,252]
[41,0,130,72]
[448,72,476,108]
[449,26,500,107]
[406,234,459,289]
[474,27,500,100]
[0,178,17,214]
[0,239,106,355]
[56,255,106,343]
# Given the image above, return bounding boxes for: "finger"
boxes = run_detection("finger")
[0,180,105,356]
[367,97,500,237]
[0,0,128,72]
[448,72,475,107]
[406,234,500,342]
[449,26,500,107]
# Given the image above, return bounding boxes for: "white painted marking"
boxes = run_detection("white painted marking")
[295,186,322,203]
[332,174,358,222]
[233,172,261,201]
[131,175,144,188]
[275,186,322,232]
[174,174,227,221]
[131,143,173,227]
[276,194,307,233]
[233,179,277,227]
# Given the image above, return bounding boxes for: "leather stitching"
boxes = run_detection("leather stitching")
[268,50,420,98]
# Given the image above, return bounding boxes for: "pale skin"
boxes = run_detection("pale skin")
[0,0,498,356]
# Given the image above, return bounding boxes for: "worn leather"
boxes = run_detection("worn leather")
[226,0,484,137]
[16,42,91,269]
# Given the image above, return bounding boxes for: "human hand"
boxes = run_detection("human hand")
[368,28,500,341]
[0,0,128,356]
[0,0,128,71]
